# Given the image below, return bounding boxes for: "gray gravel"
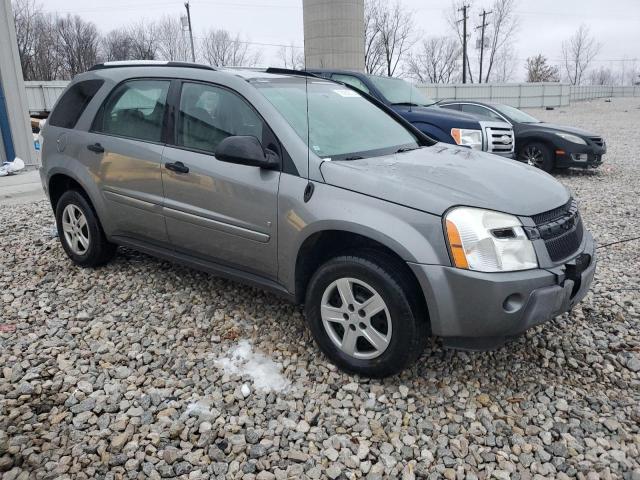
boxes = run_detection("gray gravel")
[1,98,639,479]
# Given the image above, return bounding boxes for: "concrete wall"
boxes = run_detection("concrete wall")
[0,0,36,165]
[303,0,365,71]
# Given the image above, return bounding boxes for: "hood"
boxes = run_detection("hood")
[523,122,599,137]
[392,105,481,129]
[320,144,570,217]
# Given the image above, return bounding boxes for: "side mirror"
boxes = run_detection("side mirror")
[215,136,279,170]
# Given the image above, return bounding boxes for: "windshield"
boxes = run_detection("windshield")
[254,78,419,160]
[494,104,540,123]
[367,75,436,107]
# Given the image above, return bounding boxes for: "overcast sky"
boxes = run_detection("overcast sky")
[39,0,640,81]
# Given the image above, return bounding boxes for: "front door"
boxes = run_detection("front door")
[161,81,281,278]
[85,78,171,244]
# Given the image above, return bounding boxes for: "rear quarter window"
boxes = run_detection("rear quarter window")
[48,79,104,129]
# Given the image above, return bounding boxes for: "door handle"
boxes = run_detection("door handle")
[87,143,104,153]
[164,161,189,174]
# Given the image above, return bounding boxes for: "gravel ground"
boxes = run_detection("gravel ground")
[1,98,639,480]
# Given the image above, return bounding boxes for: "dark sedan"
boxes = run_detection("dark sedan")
[439,101,606,171]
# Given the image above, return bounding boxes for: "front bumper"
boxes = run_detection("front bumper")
[555,144,606,168]
[408,232,596,350]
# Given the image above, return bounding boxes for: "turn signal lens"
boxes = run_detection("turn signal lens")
[445,219,469,269]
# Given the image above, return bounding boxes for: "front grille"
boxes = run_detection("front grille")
[532,198,584,262]
[544,217,584,262]
[531,198,572,224]
[589,136,604,147]
[486,127,514,154]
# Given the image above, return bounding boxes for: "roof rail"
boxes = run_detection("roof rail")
[89,60,215,71]
[264,67,319,78]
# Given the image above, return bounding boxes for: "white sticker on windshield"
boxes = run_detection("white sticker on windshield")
[333,89,360,98]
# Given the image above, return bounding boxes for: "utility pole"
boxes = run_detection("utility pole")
[458,4,469,84]
[184,1,196,62]
[476,9,491,84]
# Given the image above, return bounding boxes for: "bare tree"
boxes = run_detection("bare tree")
[370,0,415,77]
[561,24,601,85]
[277,43,305,70]
[30,13,63,80]
[481,0,519,83]
[101,28,134,61]
[525,54,559,82]
[364,0,384,75]
[56,14,100,78]
[155,15,190,62]
[126,21,158,60]
[12,0,39,78]
[588,66,617,86]
[199,29,260,67]
[406,36,460,83]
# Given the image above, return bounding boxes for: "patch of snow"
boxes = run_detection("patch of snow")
[215,340,290,393]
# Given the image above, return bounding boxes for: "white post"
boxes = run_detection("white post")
[0,0,35,165]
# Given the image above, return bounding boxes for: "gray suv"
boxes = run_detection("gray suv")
[40,61,596,377]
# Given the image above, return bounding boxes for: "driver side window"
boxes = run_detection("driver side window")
[461,104,503,121]
[177,82,263,154]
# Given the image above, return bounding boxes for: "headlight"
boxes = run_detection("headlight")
[451,128,483,150]
[444,207,538,272]
[555,132,586,145]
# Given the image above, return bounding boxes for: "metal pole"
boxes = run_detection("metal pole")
[459,5,468,84]
[476,10,491,84]
[184,1,196,63]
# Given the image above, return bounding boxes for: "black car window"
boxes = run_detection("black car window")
[440,103,461,112]
[48,79,104,129]
[176,82,264,155]
[461,104,503,121]
[93,79,170,143]
[331,74,371,94]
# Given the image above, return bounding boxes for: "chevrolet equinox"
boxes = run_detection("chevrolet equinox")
[40,61,596,377]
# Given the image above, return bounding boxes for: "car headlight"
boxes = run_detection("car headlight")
[555,132,586,145]
[444,207,538,272]
[451,128,483,150]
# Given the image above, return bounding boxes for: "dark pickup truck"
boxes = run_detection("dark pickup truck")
[308,69,515,158]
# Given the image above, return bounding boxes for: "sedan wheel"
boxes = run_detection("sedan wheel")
[523,144,544,168]
[320,277,392,360]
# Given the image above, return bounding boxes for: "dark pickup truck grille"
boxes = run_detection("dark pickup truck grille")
[532,198,584,262]
[589,136,604,147]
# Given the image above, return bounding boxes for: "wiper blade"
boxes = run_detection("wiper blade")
[391,102,421,107]
[395,147,419,154]
[344,155,364,160]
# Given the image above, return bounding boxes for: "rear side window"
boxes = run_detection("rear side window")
[48,79,104,129]
[93,79,170,143]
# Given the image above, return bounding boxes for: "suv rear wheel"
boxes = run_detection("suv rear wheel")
[305,253,427,377]
[55,190,116,267]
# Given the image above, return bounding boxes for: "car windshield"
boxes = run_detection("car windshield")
[254,78,420,160]
[367,75,436,107]
[494,104,540,123]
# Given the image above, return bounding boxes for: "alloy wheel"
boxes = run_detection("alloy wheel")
[320,277,392,360]
[62,204,90,255]
[523,145,544,168]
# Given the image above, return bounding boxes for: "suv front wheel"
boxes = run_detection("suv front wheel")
[55,190,116,267]
[305,253,428,377]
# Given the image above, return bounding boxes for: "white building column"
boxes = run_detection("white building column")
[0,0,36,165]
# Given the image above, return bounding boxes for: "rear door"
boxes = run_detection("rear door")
[160,81,281,278]
[84,78,171,244]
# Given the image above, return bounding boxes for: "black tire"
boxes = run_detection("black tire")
[55,190,116,267]
[519,142,554,172]
[304,251,428,378]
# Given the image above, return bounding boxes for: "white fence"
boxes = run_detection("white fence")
[417,83,640,108]
[24,80,640,114]
[25,81,69,113]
